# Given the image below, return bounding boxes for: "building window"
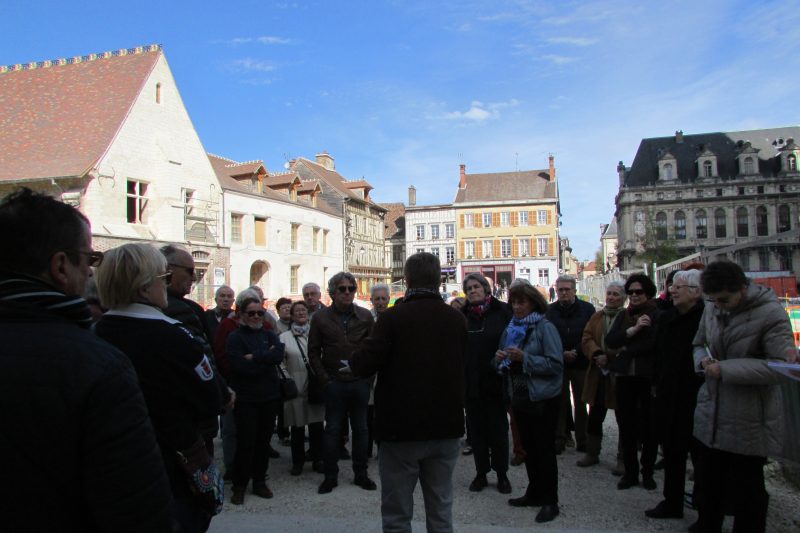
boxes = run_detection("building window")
[674,211,686,240]
[744,156,754,175]
[482,213,492,228]
[445,223,455,239]
[482,240,493,258]
[431,224,440,240]
[756,206,768,236]
[431,247,440,257]
[738,186,745,196]
[518,211,529,226]
[695,209,707,239]
[416,225,425,240]
[696,189,704,198]
[657,192,664,201]
[655,211,667,240]
[290,265,299,294]
[501,212,510,227]
[779,205,792,232]
[501,239,512,257]
[254,217,267,246]
[465,241,475,258]
[291,223,300,251]
[740,251,750,271]
[537,237,549,256]
[538,269,550,286]
[231,214,243,243]
[312,227,320,252]
[634,193,643,201]
[757,185,764,194]
[126,180,148,224]
[537,210,547,225]
[155,83,161,104]
[446,246,455,263]
[758,249,770,271]
[716,188,723,197]
[323,229,329,254]
[778,248,792,271]
[703,160,713,178]
[714,209,726,238]
[464,213,474,228]
[519,239,530,256]
[788,154,797,171]
[416,248,424,254]
[675,191,682,200]
[635,211,644,223]
[736,207,749,237]
[664,163,673,179]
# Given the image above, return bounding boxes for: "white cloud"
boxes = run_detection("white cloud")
[231,58,277,72]
[443,99,519,122]
[215,36,291,45]
[540,54,577,64]
[546,36,598,46]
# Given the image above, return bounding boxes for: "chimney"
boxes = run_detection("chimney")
[459,164,466,188]
[408,185,416,206]
[315,151,335,170]
[548,154,556,181]
[617,161,626,187]
[675,130,684,144]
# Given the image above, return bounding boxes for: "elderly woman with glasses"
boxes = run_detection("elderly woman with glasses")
[225,292,285,505]
[461,272,513,495]
[94,243,223,532]
[605,273,662,491]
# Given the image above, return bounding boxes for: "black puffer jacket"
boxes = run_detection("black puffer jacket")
[546,298,596,369]
[0,303,172,533]
[463,297,512,400]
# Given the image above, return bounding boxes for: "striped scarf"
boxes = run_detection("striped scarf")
[0,273,92,328]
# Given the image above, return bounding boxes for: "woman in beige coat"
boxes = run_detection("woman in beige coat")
[578,281,625,468]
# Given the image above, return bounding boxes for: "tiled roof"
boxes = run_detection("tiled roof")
[293,157,386,212]
[0,45,162,182]
[453,169,557,204]
[380,202,406,239]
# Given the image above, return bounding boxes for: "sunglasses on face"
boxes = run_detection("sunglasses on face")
[557,287,574,292]
[154,271,173,284]
[70,250,104,267]
[246,310,266,317]
[626,289,646,296]
[337,285,357,293]
[169,264,195,277]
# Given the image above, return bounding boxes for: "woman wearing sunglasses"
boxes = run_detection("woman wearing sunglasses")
[604,273,661,492]
[225,294,285,505]
[94,243,223,532]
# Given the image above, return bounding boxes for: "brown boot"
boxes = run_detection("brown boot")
[576,434,601,467]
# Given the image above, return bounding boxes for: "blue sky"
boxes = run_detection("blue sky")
[2,0,799,259]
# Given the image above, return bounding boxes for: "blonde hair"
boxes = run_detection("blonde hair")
[95,243,167,309]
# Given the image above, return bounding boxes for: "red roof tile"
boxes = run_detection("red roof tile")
[453,169,557,204]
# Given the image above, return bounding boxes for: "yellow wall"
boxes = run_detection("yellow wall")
[456,204,558,259]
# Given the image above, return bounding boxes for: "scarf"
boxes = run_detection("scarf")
[466,296,492,320]
[601,305,624,351]
[499,312,545,369]
[291,322,310,337]
[0,272,92,328]
[403,287,439,301]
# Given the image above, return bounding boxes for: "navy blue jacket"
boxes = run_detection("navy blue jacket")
[226,325,285,402]
[546,298,596,369]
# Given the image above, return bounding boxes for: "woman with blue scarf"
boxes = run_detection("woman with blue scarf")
[495,279,563,523]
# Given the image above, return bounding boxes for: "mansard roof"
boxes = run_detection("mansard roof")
[0,45,162,182]
[453,169,557,205]
[623,126,800,187]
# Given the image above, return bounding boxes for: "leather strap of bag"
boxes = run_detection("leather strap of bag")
[294,335,316,376]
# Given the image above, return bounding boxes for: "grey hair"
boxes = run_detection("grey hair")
[159,244,187,263]
[302,282,321,294]
[370,283,390,297]
[246,285,264,299]
[555,275,577,288]
[215,284,233,297]
[235,288,262,311]
[606,280,626,293]
[462,272,490,295]
[327,272,357,296]
[673,269,702,291]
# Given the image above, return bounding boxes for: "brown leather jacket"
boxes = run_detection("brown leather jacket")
[308,304,374,386]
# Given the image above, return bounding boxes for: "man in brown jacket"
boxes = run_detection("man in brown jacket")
[309,271,376,494]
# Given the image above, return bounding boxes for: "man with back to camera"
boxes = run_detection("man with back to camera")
[352,252,467,533]
[0,188,173,532]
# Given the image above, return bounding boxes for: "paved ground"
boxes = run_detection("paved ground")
[209,418,800,532]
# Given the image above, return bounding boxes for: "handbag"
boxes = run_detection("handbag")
[502,362,532,408]
[176,437,224,516]
[277,365,299,401]
[295,336,325,405]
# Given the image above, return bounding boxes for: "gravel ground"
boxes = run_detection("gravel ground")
[210,417,800,532]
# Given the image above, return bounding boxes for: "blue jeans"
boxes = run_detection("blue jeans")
[379,438,460,533]
[323,379,370,480]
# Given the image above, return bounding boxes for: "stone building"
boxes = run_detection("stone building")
[380,201,406,285]
[600,217,618,272]
[404,187,458,286]
[615,127,800,274]
[0,45,229,306]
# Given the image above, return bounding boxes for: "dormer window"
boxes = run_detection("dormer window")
[658,150,677,180]
[664,163,674,179]
[789,154,797,171]
[743,157,754,175]
[703,160,712,178]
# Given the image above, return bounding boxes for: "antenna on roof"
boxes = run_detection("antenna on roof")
[515,152,519,172]
[458,152,463,164]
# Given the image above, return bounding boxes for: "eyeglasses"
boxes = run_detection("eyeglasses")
[465,284,483,291]
[672,284,697,291]
[155,271,173,284]
[246,310,266,317]
[626,289,646,296]
[302,292,319,298]
[169,264,195,277]
[557,287,574,292]
[337,285,357,293]
[70,250,104,267]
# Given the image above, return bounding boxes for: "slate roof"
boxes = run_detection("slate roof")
[624,126,800,187]
[602,216,618,238]
[453,169,557,204]
[380,202,406,239]
[292,157,386,212]
[0,45,162,182]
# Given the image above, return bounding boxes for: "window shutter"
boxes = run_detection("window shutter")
[459,241,465,259]
[493,212,500,227]
[512,239,519,257]
[548,237,554,256]
[459,214,464,229]
[547,210,553,225]
[494,239,501,257]
[531,210,537,225]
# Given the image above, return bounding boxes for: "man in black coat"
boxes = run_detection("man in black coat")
[352,252,467,533]
[0,189,172,532]
[546,275,596,453]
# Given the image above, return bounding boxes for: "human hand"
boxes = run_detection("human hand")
[564,350,577,363]
[226,387,236,409]
[704,362,721,380]
[506,347,524,362]
[244,353,254,361]
[594,354,608,368]
[495,349,508,363]
[636,315,651,329]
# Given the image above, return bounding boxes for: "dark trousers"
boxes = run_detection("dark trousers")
[693,440,768,533]
[586,378,609,437]
[232,399,280,489]
[367,404,375,457]
[514,394,560,504]
[323,380,370,480]
[290,421,323,466]
[615,376,657,480]
[658,395,698,509]
[556,365,588,448]
[465,396,509,476]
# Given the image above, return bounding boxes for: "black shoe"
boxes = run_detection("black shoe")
[642,475,657,490]
[290,464,303,476]
[508,495,543,507]
[576,444,587,453]
[223,470,233,482]
[268,446,280,459]
[312,460,325,474]
[230,487,245,505]
[318,478,338,494]
[252,484,273,499]
[535,504,560,523]
[645,500,683,519]
[617,476,638,490]
[339,446,351,459]
[469,474,488,492]
[497,475,512,494]
[687,520,700,533]
[354,475,377,490]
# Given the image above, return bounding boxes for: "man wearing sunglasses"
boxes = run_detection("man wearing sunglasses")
[308,272,376,494]
[0,188,172,531]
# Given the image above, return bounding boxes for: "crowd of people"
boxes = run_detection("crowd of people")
[1,188,796,533]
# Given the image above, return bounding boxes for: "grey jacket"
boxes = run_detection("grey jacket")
[497,318,564,401]
[692,283,794,457]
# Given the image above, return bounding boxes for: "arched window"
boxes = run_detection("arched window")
[663,163,673,179]
[743,156,754,175]
[756,206,768,236]
[655,211,667,240]
[674,210,686,239]
[788,154,797,171]
[695,209,708,239]
[736,207,749,237]
[703,160,712,177]
[778,204,792,232]
[155,83,161,104]
[714,208,727,238]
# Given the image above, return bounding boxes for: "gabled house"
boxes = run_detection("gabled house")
[380,201,406,284]
[208,154,343,298]
[0,45,228,305]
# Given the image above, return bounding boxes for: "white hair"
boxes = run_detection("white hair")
[370,283,390,298]
[673,269,702,291]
